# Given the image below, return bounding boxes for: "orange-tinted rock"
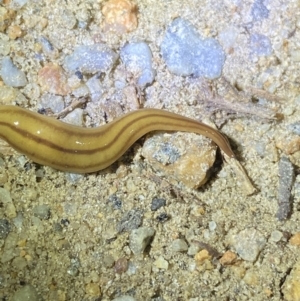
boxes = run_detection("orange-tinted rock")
[219,250,237,265]
[102,0,137,33]
[38,63,70,95]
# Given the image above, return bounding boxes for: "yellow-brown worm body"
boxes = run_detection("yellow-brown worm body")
[0,105,235,173]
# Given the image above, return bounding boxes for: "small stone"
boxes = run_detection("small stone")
[171,239,188,252]
[0,219,11,239]
[270,230,283,242]
[194,249,212,265]
[62,108,84,126]
[64,44,118,74]
[156,213,170,223]
[0,7,14,32]
[287,122,300,136]
[32,204,51,220]
[114,257,128,274]
[107,194,122,209]
[142,132,217,189]
[85,283,101,297]
[230,228,266,262]
[7,24,22,40]
[1,57,27,87]
[151,197,166,211]
[120,42,155,86]
[0,187,16,218]
[161,18,225,79]
[117,209,143,232]
[129,227,155,254]
[11,285,39,301]
[154,256,169,270]
[102,0,137,33]
[251,0,269,22]
[0,85,17,104]
[86,74,103,102]
[290,233,300,246]
[38,63,71,95]
[39,36,58,58]
[219,250,237,265]
[12,256,27,270]
[112,296,136,301]
[39,93,65,113]
[103,254,115,268]
[249,33,272,57]
[276,136,300,155]
[282,259,300,301]
[243,269,259,286]
[8,0,29,9]
[277,156,294,220]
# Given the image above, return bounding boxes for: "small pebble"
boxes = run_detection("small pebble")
[0,7,13,32]
[39,93,65,113]
[103,254,115,268]
[107,194,122,209]
[39,36,57,57]
[171,239,188,252]
[230,228,266,262]
[218,26,239,51]
[117,209,143,232]
[142,132,217,189]
[114,257,128,274]
[251,0,269,22]
[282,259,300,301]
[161,18,225,79]
[12,256,27,270]
[86,74,103,102]
[219,250,237,265]
[154,256,169,270]
[150,197,166,211]
[0,85,17,104]
[194,249,212,265]
[1,57,27,87]
[85,283,101,297]
[156,213,170,223]
[287,122,300,136]
[208,221,217,231]
[8,0,29,9]
[32,204,51,220]
[277,156,294,220]
[62,108,84,127]
[102,0,137,33]
[0,219,11,239]
[64,44,118,74]
[0,187,17,219]
[11,285,39,301]
[7,25,22,40]
[38,63,71,95]
[129,227,155,254]
[67,257,80,276]
[249,33,272,57]
[120,42,155,86]
[270,230,283,242]
[112,296,136,301]
[289,233,300,246]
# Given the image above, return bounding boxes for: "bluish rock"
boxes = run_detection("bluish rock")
[120,42,155,86]
[161,18,225,79]
[250,33,272,57]
[1,57,27,87]
[251,0,269,22]
[64,44,118,74]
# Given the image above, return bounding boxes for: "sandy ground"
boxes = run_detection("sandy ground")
[1,0,300,300]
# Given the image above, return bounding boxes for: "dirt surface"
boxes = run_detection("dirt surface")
[1,0,300,300]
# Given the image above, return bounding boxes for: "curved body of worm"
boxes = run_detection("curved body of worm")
[0,105,235,173]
